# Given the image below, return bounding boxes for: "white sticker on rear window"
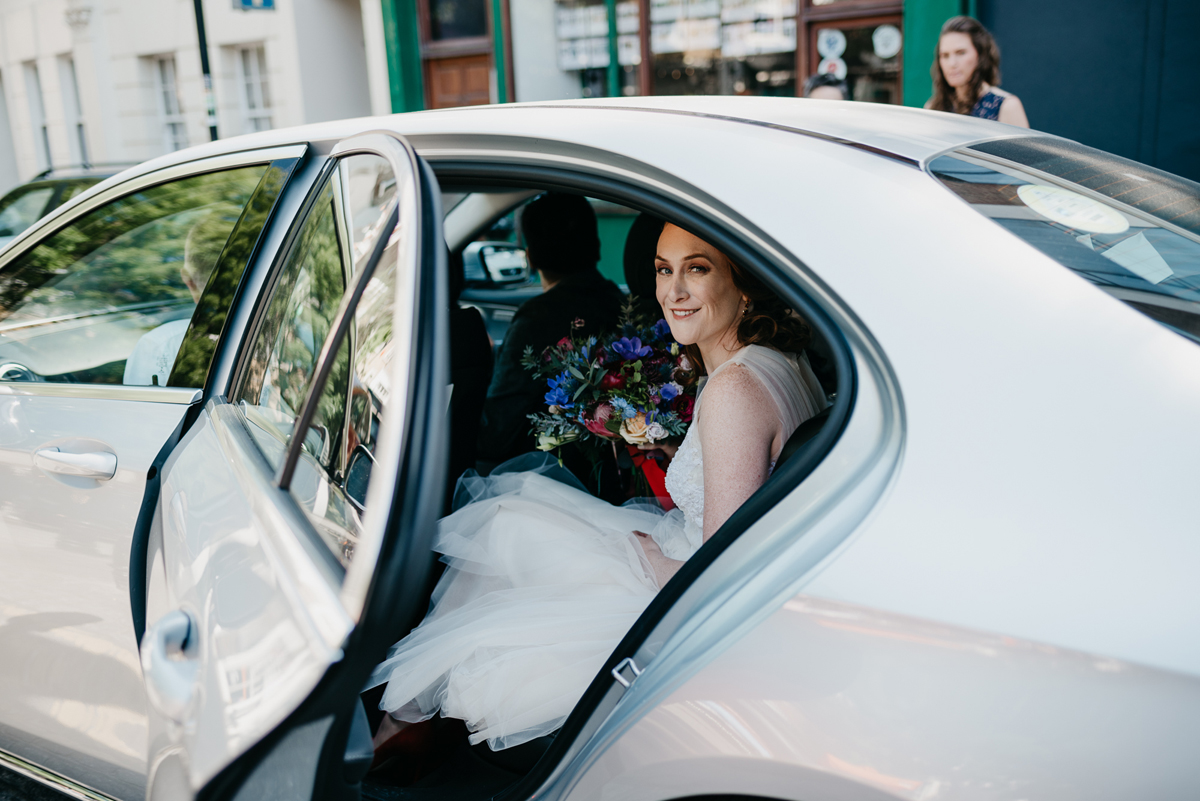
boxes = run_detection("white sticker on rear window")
[1017,184,1130,234]
[1099,231,1174,284]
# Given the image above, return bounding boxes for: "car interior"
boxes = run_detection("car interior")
[336,181,845,801]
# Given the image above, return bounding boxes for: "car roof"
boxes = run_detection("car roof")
[106,96,1047,189]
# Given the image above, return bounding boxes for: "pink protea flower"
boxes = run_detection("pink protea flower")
[584,403,617,437]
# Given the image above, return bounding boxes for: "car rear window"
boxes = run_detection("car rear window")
[928,136,1200,344]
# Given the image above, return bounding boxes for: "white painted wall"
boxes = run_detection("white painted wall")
[293,0,371,123]
[358,0,392,116]
[510,0,580,102]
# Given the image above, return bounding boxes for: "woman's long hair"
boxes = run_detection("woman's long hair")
[683,258,811,376]
[929,16,1001,114]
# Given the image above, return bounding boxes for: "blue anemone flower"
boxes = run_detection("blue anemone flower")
[611,336,652,360]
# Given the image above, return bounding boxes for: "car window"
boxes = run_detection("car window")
[236,179,347,470]
[293,154,397,564]
[0,166,267,385]
[236,153,398,566]
[929,138,1200,344]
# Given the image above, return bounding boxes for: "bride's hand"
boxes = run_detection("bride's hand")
[633,531,683,586]
[636,442,678,467]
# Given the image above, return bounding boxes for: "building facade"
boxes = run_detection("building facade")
[375,0,1199,181]
[0,0,380,193]
[377,0,967,109]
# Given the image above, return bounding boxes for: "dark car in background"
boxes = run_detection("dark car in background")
[0,164,133,250]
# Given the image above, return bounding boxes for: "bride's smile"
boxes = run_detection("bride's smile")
[655,223,748,369]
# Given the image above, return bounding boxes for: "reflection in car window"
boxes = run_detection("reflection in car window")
[0,166,266,385]
[929,143,1200,344]
[237,179,347,471]
[289,154,397,566]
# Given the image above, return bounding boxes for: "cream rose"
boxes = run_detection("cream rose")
[619,412,651,444]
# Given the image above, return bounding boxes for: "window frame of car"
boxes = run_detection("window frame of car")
[0,144,308,404]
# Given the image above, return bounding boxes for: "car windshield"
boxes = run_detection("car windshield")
[928,136,1200,344]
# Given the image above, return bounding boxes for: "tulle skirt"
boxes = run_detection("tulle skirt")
[365,454,690,750]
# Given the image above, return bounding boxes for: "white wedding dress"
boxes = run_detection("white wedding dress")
[366,344,826,750]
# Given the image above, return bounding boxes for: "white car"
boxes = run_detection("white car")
[0,98,1197,801]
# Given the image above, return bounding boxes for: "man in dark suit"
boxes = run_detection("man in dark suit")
[478,193,625,464]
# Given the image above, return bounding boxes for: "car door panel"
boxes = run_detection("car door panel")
[0,389,194,800]
[0,150,302,799]
[145,402,349,789]
[143,133,447,800]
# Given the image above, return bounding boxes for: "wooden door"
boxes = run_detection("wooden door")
[427,54,491,109]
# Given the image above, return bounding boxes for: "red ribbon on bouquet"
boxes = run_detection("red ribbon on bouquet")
[627,446,676,511]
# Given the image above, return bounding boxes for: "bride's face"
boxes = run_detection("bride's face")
[654,224,746,350]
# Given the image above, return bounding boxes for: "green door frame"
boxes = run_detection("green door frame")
[381,0,512,109]
[380,0,425,112]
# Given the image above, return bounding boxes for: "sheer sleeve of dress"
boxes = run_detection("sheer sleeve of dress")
[697,345,827,442]
[651,344,827,560]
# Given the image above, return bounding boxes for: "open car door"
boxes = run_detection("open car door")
[139,131,447,801]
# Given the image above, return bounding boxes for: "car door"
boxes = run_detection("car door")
[0,147,301,800]
[140,131,448,801]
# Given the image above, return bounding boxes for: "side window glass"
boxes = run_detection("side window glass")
[289,154,397,565]
[0,166,267,386]
[236,179,348,470]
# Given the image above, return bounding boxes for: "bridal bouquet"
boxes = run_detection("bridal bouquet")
[522,300,697,458]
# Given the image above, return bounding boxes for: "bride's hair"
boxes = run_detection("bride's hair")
[683,255,812,376]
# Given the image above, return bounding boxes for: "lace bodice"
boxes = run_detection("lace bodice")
[663,421,705,546]
[654,345,828,561]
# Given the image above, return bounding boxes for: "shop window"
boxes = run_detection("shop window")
[542,0,903,101]
[649,0,795,96]
[429,0,488,40]
[798,0,902,103]
[555,0,641,97]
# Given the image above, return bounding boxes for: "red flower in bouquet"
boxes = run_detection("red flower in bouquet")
[599,372,626,391]
[674,394,695,423]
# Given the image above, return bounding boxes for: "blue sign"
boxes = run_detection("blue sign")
[234,0,275,9]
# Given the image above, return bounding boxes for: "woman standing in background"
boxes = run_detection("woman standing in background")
[926,16,1029,128]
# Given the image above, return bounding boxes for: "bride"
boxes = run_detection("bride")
[366,222,827,756]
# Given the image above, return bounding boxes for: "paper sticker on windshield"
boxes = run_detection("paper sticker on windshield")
[1017,184,1129,234]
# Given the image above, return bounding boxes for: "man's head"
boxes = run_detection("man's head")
[519,193,600,283]
[803,72,849,101]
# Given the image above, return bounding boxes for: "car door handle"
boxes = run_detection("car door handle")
[34,447,117,480]
[141,609,199,722]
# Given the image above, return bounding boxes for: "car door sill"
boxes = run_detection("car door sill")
[0,747,121,801]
